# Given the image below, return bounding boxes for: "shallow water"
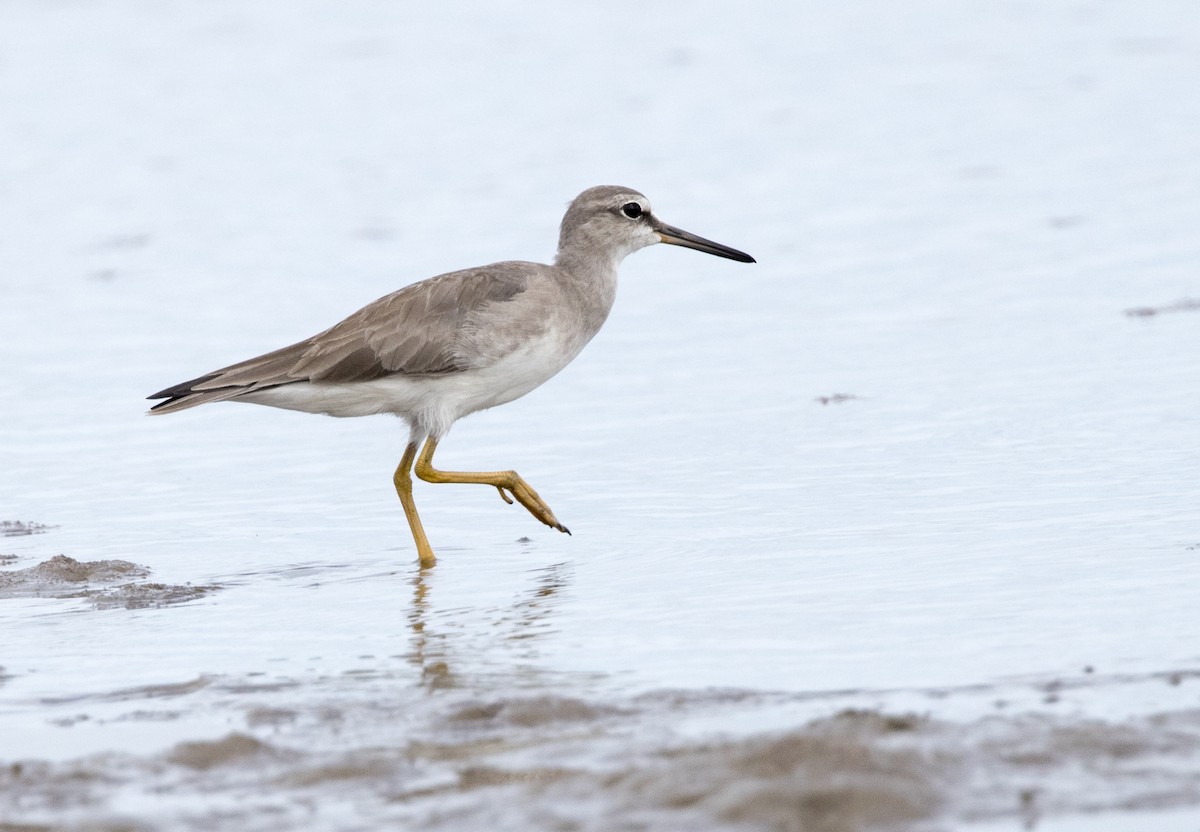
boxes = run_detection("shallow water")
[3,1,1200,829]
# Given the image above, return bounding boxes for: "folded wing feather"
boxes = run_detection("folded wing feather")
[148,266,530,413]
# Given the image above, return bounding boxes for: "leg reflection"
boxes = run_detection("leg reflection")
[404,561,574,690]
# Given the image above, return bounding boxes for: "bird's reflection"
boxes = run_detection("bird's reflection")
[405,559,573,690]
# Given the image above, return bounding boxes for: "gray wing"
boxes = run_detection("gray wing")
[148,264,532,414]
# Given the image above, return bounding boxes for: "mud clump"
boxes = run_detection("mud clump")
[285,753,403,787]
[168,734,278,771]
[816,393,859,406]
[594,710,946,832]
[245,707,298,728]
[1125,298,1200,317]
[0,555,218,609]
[0,555,149,591]
[89,582,217,610]
[448,695,622,727]
[0,520,54,537]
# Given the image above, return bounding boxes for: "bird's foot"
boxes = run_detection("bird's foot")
[499,477,570,535]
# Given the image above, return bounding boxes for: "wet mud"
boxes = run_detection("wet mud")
[0,555,218,610]
[4,548,1197,829]
[2,684,1200,831]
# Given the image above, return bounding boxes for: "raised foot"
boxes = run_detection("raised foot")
[411,438,571,537]
[497,476,571,535]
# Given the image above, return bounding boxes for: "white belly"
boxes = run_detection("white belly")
[238,328,582,437]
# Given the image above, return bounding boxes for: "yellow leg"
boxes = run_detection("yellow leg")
[394,441,437,569]
[414,437,570,535]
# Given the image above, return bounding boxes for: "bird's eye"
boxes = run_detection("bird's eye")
[621,202,643,219]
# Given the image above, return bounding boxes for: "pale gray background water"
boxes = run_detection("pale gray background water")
[2,1,1200,829]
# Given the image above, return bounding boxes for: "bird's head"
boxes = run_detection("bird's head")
[556,186,755,268]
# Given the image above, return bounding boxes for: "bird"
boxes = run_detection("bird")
[148,186,755,568]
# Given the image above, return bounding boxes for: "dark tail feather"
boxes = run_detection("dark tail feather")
[147,373,268,415]
[148,372,220,402]
[148,338,318,415]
